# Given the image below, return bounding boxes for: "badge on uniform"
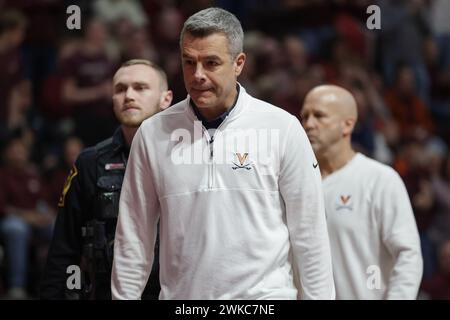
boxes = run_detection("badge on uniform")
[58,164,78,208]
[105,163,125,170]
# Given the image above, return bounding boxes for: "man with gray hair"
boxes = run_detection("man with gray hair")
[112,8,335,300]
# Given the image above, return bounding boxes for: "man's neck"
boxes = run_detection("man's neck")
[318,142,356,179]
[121,126,138,147]
[199,106,227,122]
[196,84,239,121]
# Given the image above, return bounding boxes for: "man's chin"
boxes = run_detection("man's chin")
[191,92,213,106]
[119,117,143,128]
[310,142,321,153]
[194,96,217,109]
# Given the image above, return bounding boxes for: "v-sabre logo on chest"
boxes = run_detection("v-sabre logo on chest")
[232,152,252,170]
[335,194,353,211]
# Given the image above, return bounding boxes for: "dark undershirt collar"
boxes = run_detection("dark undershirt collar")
[191,84,240,130]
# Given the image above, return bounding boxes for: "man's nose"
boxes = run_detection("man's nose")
[303,116,315,131]
[194,63,206,81]
[125,87,135,100]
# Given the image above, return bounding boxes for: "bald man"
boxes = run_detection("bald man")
[301,85,423,299]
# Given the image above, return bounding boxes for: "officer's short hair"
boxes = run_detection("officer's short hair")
[120,59,168,91]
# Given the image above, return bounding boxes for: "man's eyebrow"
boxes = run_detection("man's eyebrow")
[203,55,221,60]
[114,82,126,89]
[114,81,149,88]
[182,54,222,60]
[132,81,150,86]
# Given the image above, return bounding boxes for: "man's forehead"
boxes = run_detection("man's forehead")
[305,88,357,119]
[304,91,340,109]
[316,92,338,104]
[304,95,332,110]
[182,32,230,55]
[183,31,228,43]
[306,90,338,103]
[113,65,157,83]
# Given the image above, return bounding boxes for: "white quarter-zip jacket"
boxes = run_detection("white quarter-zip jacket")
[323,153,423,299]
[111,85,335,300]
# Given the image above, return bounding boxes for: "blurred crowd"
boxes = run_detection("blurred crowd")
[0,0,450,299]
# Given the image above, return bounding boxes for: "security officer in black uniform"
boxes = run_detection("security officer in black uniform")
[40,59,173,299]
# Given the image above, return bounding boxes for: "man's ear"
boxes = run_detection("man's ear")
[342,118,356,137]
[234,52,246,77]
[160,90,173,110]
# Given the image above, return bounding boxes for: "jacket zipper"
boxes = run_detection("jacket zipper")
[203,119,227,189]
[209,135,215,188]
[201,127,213,189]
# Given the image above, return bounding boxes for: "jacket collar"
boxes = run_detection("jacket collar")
[185,83,247,126]
[190,84,240,129]
[112,127,129,155]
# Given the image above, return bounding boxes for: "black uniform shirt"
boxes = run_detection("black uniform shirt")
[40,128,159,299]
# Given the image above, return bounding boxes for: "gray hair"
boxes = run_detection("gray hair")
[180,7,244,59]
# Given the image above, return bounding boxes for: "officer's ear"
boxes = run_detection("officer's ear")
[160,90,173,110]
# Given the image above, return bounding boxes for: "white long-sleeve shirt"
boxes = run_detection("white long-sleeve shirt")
[111,85,335,300]
[323,153,423,299]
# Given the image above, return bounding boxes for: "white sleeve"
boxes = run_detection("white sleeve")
[377,170,423,299]
[111,128,159,299]
[279,116,335,300]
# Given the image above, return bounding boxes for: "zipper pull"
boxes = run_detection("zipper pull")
[210,136,214,158]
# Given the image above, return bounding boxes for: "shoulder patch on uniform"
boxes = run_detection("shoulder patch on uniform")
[58,164,79,208]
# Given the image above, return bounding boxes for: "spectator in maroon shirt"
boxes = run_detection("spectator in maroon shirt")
[60,18,118,146]
[384,64,435,143]
[0,135,55,299]
[0,9,31,140]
